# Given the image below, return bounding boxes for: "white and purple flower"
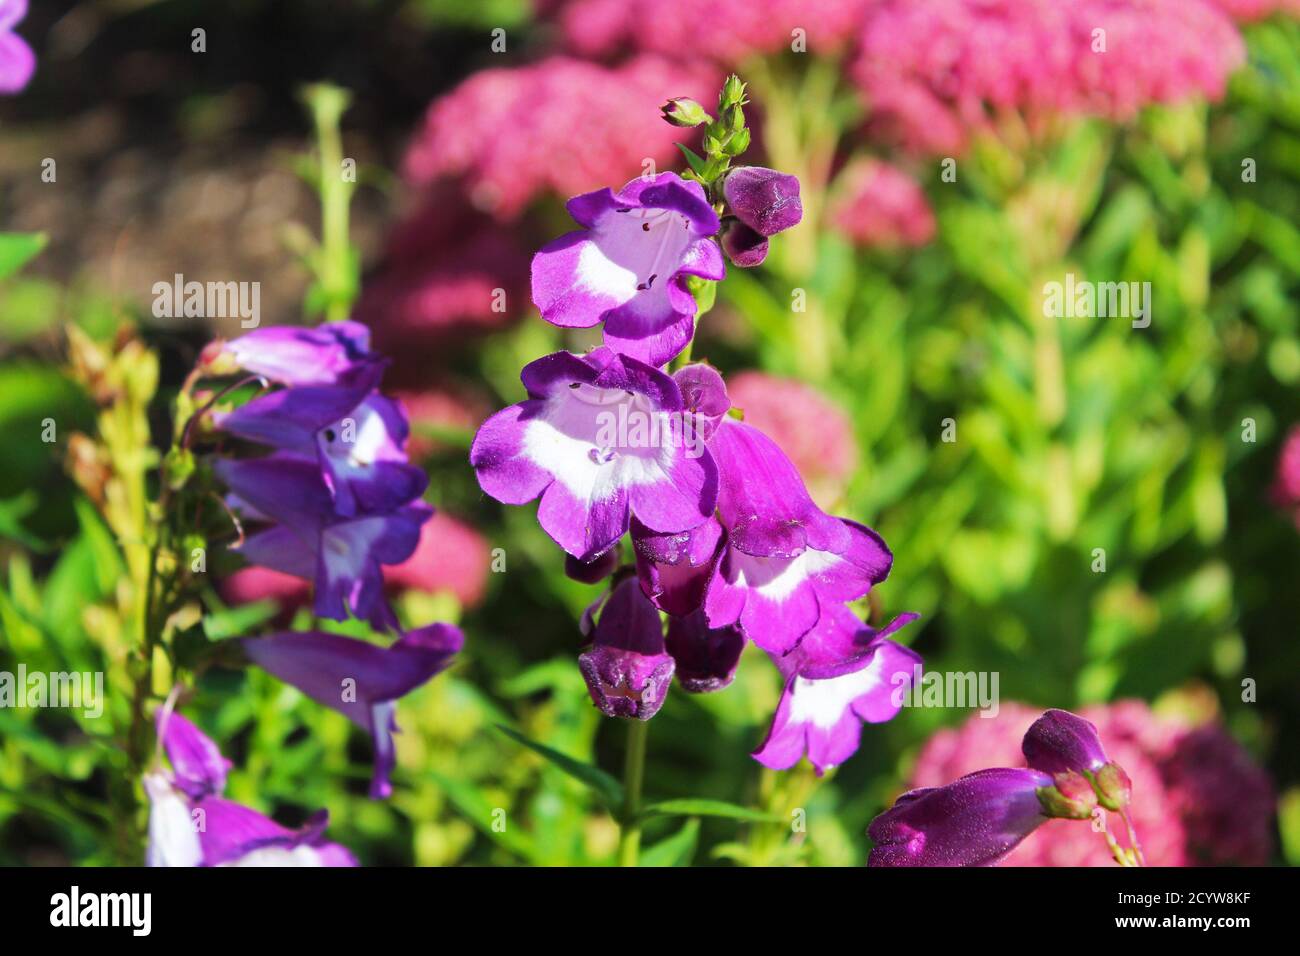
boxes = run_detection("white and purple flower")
[531,172,725,367]
[208,320,377,387]
[753,603,920,773]
[146,709,357,867]
[470,347,719,561]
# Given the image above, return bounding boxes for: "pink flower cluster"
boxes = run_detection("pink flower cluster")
[852,0,1247,155]
[829,159,936,249]
[1271,425,1300,528]
[726,372,859,508]
[403,56,717,221]
[908,701,1274,865]
[542,0,874,65]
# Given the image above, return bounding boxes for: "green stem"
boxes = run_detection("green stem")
[617,719,649,866]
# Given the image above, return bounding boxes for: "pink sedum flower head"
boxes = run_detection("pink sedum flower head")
[755,603,921,773]
[532,172,725,368]
[830,159,936,249]
[1271,424,1300,528]
[470,347,719,561]
[703,418,892,654]
[0,0,34,94]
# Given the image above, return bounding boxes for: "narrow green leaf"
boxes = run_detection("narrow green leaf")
[642,798,780,823]
[495,724,624,808]
[675,143,709,178]
[640,818,700,867]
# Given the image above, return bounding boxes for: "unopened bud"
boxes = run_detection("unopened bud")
[1092,762,1132,812]
[660,97,711,128]
[1036,771,1098,820]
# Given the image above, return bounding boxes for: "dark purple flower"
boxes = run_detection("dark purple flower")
[1023,708,1132,811]
[868,768,1053,867]
[217,455,430,625]
[0,1,34,95]
[212,320,376,387]
[579,577,674,720]
[217,369,428,518]
[722,166,802,237]
[146,710,356,867]
[664,609,744,694]
[702,418,892,654]
[242,622,464,798]
[531,172,725,367]
[565,547,621,584]
[632,514,723,616]
[718,217,769,268]
[470,347,719,561]
[753,603,920,773]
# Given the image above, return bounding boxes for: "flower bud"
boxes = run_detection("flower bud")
[722,166,803,237]
[1092,761,1132,812]
[723,128,751,157]
[578,578,674,720]
[721,74,746,108]
[660,97,711,128]
[1036,771,1098,820]
[719,217,769,268]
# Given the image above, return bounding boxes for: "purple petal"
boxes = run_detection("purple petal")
[313,504,431,621]
[237,524,316,580]
[215,454,335,538]
[1021,709,1110,776]
[195,799,358,866]
[0,29,34,94]
[316,394,428,516]
[579,578,674,719]
[723,166,803,237]
[672,363,731,444]
[632,514,723,616]
[867,768,1053,867]
[719,218,769,268]
[156,710,232,800]
[565,547,620,584]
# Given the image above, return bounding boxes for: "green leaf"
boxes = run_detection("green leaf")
[675,143,709,178]
[426,768,537,862]
[640,818,700,867]
[642,798,781,823]
[0,233,47,281]
[494,724,624,808]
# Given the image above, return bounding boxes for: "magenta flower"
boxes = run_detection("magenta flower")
[718,219,770,268]
[664,609,744,694]
[703,418,892,653]
[0,0,34,95]
[470,347,719,561]
[242,623,463,798]
[829,159,936,250]
[722,166,803,238]
[579,577,676,720]
[146,709,356,867]
[632,514,723,616]
[532,173,725,367]
[1271,424,1300,528]
[754,603,920,772]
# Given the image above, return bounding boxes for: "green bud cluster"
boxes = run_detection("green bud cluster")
[667,74,753,195]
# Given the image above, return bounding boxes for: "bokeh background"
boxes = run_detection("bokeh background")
[1,0,1297,866]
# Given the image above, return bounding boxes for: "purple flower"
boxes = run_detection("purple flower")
[217,455,430,625]
[146,709,356,867]
[0,0,34,95]
[565,547,621,584]
[242,623,463,798]
[719,217,770,268]
[1023,708,1132,811]
[579,577,675,720]
[632,514,723,616]
[217,370,428,517]
[664,609,744,694]
[531,173,725,367]
[702,418,892,653]
[210,320,377,387]
[753,603,920,773]
[722,166,803,238]
[470,347,719,561]
[867,768,1053,867]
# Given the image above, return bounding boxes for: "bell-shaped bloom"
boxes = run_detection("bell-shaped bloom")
[664,609,744,694]
[146,710,356,867]
[470,347,719,560]
[719,217,769,268]
[1023,708,1132,812]
[0,0,34,95]
[753,604,920,773]
[868,768,1053,867]
[703,419,892,653]
[217,455,430,625]
[579,577,674,720]
[722,166,802,237]
[211,320,376,387]
[632,515,723,616]
[219,375,428,517]
[242,623,463,798]
[531,172,724,367]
